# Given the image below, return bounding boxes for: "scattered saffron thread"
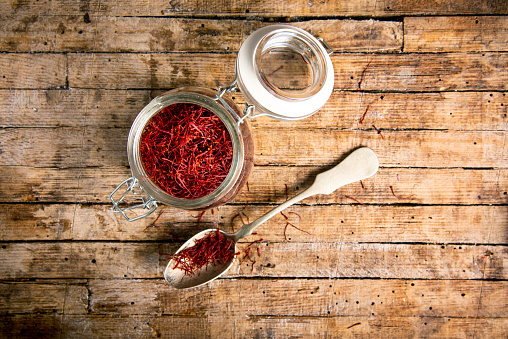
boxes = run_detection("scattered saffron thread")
[358,59,373,91]
[360,180,365,189]
[347,323,362,329]
[345,195,365,205]
[359,98,379,125]
[268,65,284,76]
[372,124,385,139]
[239,239,263,271]
[288,211,302,221]
[194,210,206,228]
[284,222,311,241]
[151,210,164,226]
[390,185,396,197]
[281,211,309,240]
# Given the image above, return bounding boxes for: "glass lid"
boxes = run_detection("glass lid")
[236,25,334,120]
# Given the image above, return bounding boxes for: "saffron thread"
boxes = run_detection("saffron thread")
[372,124,385,139]
[358,59,373,91]
[359,98,379,125]
[345,195,365,205]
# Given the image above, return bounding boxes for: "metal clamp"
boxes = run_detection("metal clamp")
[318,37,334,55]
[110,177,158,222]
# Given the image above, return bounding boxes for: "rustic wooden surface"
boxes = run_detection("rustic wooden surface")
[0,1,507,338]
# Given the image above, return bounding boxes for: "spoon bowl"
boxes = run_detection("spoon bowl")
[164,229,237,289]
[164,147,379,289]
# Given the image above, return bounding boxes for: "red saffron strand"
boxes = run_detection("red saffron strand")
[194,210,206,228]
[140,103,233,199]
[359,98,379,125]
[360,180,365,189]
[372,124,385,139]
[284,222,311,241]
[241,212,250,224]
[358,59,373,91]
[150,210,164,227]
[390,185,396,197]
[288,211,302,221]
[347,323,362,329]
[345,195,365,205]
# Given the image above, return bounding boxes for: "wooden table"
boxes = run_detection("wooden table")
[1,1,507,337]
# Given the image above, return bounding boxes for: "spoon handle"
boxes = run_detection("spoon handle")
[232,147,379,241]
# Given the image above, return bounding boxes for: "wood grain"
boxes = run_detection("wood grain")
[0,314,506,338]
[0,281,88,314]
[405,16,508,52]
[90,279,508,317]
[2,0,507,17]
[2,278,507,318]
[1,90,506,131]
[1,204,506,244]
[67,52,508,91]
[2,127,506,168]
[1,3,507,338]
[0,17,402,53]
[0,241,505,280]
[0,54,67,89]
[1,166,506,205]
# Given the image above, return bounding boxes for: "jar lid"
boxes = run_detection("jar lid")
[236,25,334,120]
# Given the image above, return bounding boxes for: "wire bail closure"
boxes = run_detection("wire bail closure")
[110,177,158,222]
[214,76,260,126]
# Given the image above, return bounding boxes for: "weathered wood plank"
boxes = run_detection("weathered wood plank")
[225,316,508,339]
[0,89,149,128]
[1,127,506,168]
[67,52,508,91]
[0,17,402,53]
[1,166,506,205]
[1,204,506,244]
[405,16,508,52]
[87,279,508,318]
[0,281,88,314]
[254,129,508,168]
[2,90,506,131]
[0,54,67,89]
[0,314,506,338]
[0,242,505,280]
[2,0,507,17]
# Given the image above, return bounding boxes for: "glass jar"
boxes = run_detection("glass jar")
[110,24,333,221]
[110,87,254,221]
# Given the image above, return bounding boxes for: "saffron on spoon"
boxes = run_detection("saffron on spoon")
[168,228,237,277]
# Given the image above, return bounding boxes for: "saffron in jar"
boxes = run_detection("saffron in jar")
[140,103,233,199]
